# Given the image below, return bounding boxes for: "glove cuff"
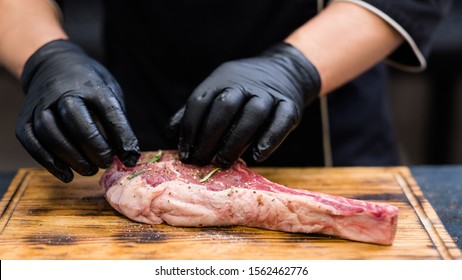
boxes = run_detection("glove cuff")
[263,42,322,106]
[20,39,85,93]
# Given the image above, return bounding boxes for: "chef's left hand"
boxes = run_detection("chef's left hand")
[170,43,321,166]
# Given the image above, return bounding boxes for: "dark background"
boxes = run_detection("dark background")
[1,0,462,170]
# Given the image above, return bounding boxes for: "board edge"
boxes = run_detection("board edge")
[394,167,462,260]
[0,168,36,234]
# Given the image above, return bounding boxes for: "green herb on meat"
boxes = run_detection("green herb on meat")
[199,167,221,183]
[127,168,151,180]
[136,150,163,165]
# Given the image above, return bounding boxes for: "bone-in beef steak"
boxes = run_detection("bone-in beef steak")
[100,150,399,245]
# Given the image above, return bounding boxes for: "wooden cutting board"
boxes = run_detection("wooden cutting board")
[0,167,460,260]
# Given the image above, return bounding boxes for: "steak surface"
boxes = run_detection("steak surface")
[100,150,399,245]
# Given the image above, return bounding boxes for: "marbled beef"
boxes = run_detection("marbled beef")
[100,150,399,245]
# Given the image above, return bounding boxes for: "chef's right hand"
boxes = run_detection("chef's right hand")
[17,40,140,183]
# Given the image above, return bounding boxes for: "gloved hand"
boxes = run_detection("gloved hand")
[170,42,321,166]
[17,39,140,182]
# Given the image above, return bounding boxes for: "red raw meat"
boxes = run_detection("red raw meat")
[100,150,399,245]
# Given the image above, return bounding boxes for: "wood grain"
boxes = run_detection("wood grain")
[0,167,460,260]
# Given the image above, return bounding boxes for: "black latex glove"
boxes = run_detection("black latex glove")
[170,42,321,166]
[17,40,140,182]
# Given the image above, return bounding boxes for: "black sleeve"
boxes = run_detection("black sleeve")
[335,0,453,72]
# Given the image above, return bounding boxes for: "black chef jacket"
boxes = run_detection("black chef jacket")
[101,0,451,167]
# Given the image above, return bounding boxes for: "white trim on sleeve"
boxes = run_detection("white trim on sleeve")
[330,0,427,72]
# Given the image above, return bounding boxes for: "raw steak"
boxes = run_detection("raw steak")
[100,150,399,245]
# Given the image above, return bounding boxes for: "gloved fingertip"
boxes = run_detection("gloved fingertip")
[101,161,112,169]
[52,160,74,183]
[79,166,99,176]
[121,150,141,167]
[179,145,192,163]
[252,149,263,162]
[118,141,141,167]
[252,146,269,163]
[215,153,233,168]
[57,171,74,183]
